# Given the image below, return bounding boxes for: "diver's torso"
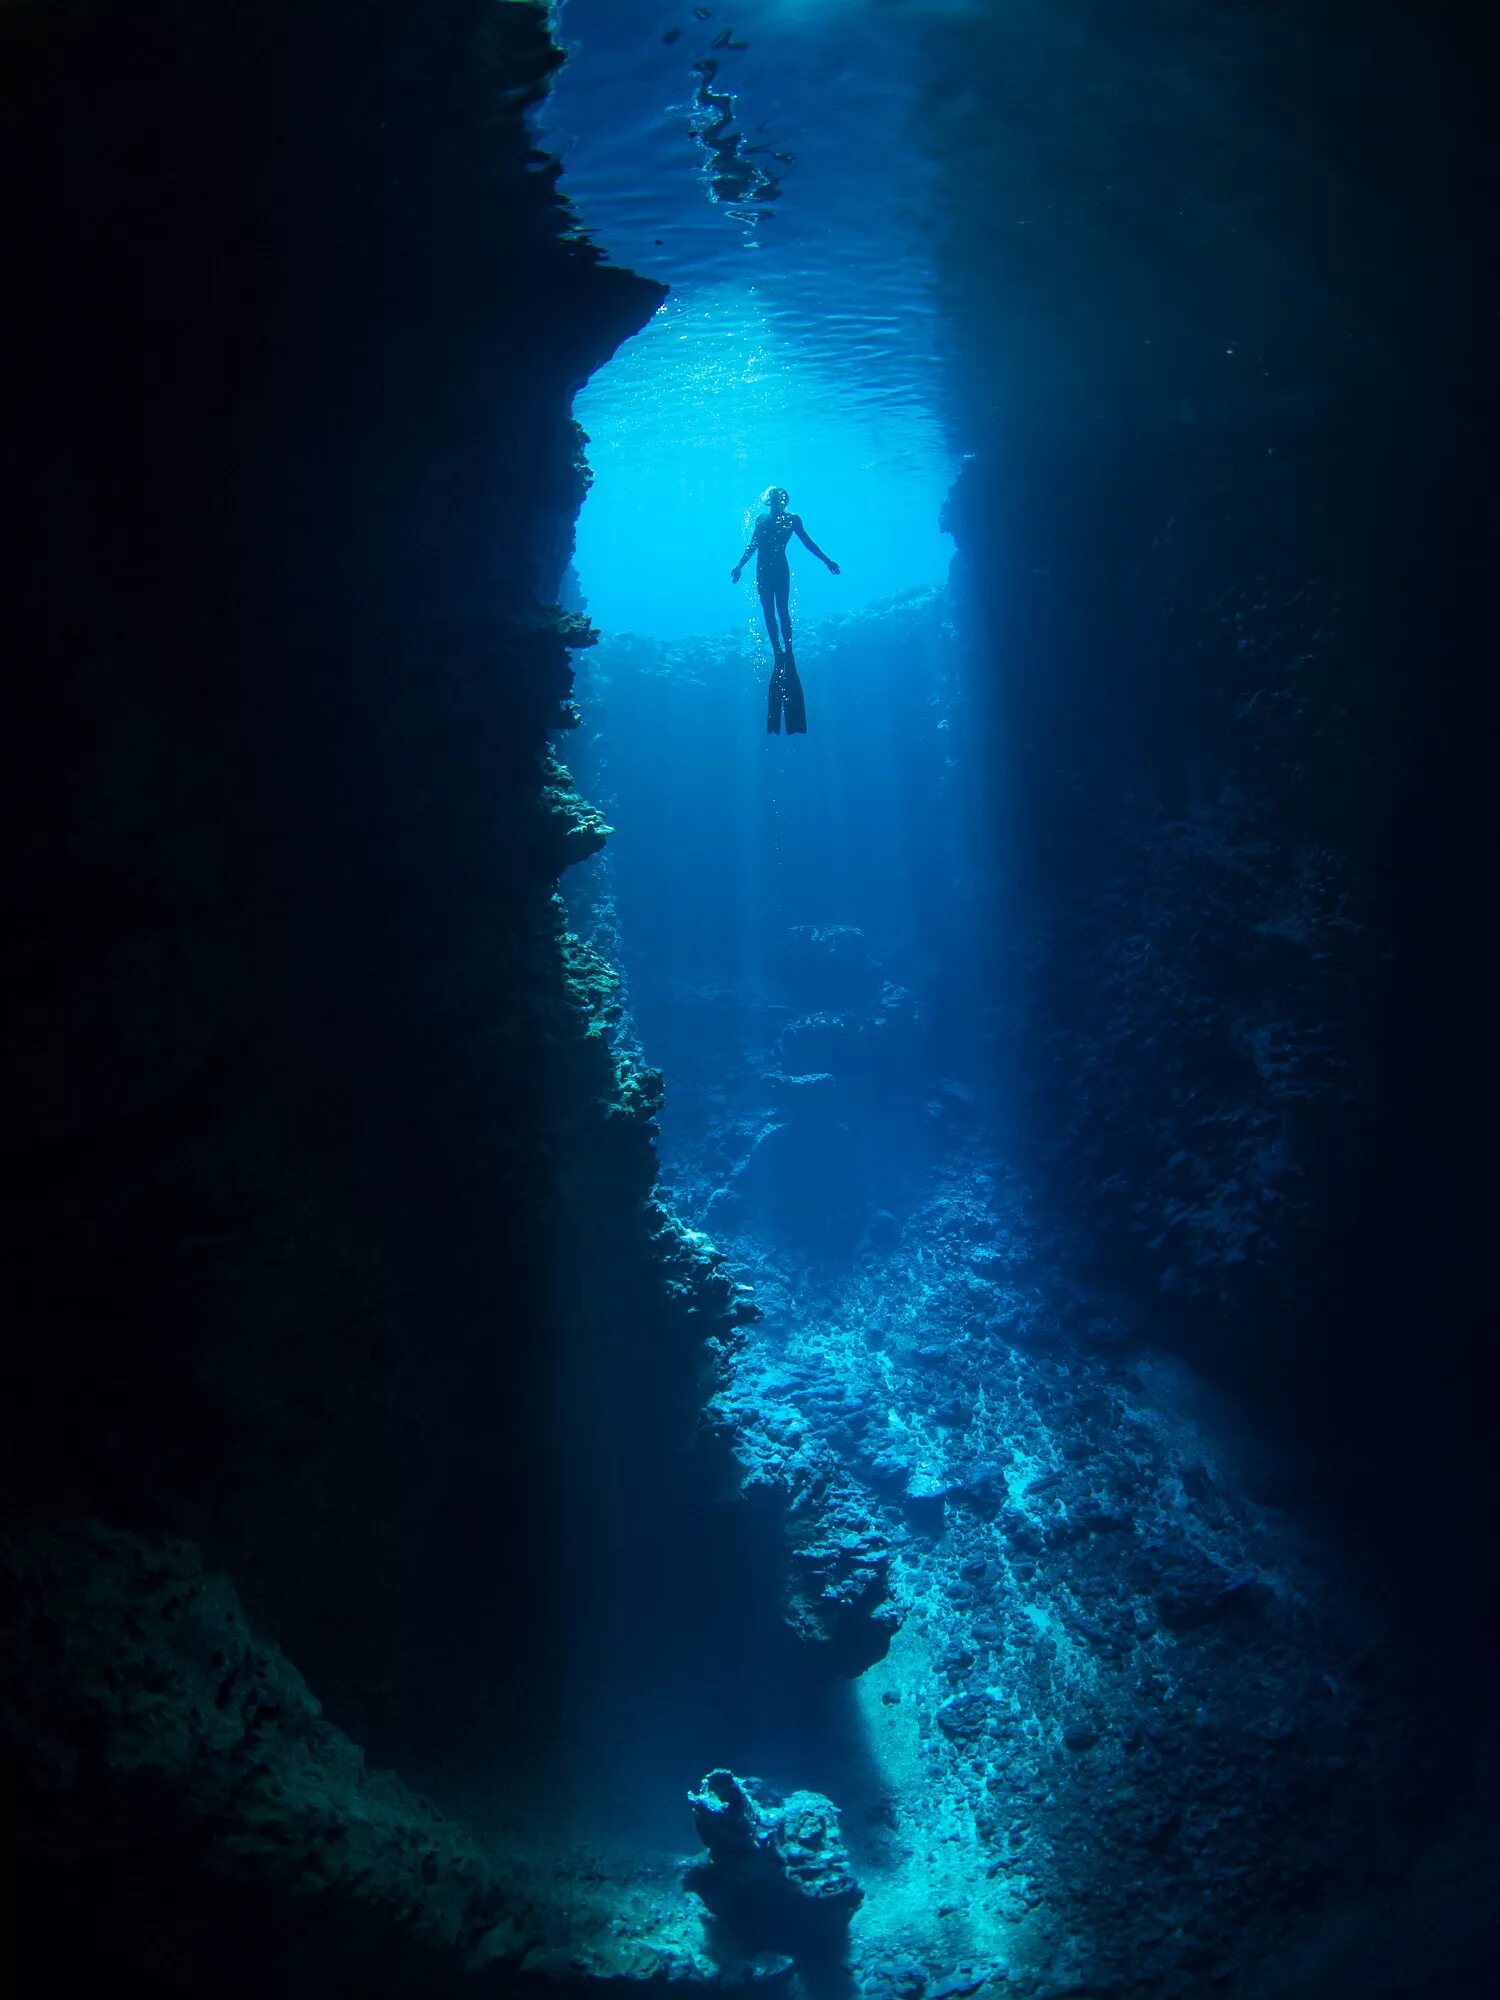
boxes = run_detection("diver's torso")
[756,511,794,564]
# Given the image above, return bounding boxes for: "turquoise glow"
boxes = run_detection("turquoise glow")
[574,291,952,641]
[545,0,956,641]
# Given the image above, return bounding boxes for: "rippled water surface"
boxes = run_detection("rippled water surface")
[542,0,961,637]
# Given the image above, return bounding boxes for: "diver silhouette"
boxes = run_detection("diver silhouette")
[731,486,840,734]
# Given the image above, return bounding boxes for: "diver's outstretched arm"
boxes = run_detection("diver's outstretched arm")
[730,527,758,583]
[793,515,840,574]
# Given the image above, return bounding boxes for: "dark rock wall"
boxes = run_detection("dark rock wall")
[1,1,741,1981]
[923,1,1497,1633]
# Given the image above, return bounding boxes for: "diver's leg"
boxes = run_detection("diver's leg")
[774,572,794,655]
[773,571,800,727]
[761,573,785,729]
[758,578,782,656]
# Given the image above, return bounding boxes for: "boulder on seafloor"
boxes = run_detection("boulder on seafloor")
[686,1769,862,1959]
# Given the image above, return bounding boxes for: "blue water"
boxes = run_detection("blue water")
[524,7,1500,1986]
[539,4,990,1852]
[543,0,957,638]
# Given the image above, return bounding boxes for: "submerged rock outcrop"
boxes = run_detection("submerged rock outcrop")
[687,1769,862,1959]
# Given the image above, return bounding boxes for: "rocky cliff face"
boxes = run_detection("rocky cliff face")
[0,3,745,1986]
[922,0,1497,1635]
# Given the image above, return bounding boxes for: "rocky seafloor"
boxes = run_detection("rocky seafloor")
[564,600,1500,1999]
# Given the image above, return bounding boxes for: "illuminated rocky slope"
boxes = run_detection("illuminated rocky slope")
[569,596,1497,1998]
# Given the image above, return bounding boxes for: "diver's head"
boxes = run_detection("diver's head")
[764,486,789,513]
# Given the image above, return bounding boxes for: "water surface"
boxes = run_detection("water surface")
[543,0,958,638]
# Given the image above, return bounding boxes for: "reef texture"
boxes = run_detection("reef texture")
[940,443,1389,1321]
[568,598,1500,1998]
[0,2,747,1988]
[3,1525,516,1984]
[918,0,1497,1639]
[687,1769,862,1960]
[3,1525,805,1997]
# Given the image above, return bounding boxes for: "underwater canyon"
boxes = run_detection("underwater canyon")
[2,3,1495,1997]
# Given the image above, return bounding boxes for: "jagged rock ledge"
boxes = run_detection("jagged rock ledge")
[5,1526,799,1999]
[0,0,752,1988]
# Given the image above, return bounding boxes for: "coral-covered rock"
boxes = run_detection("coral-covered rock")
[686,1770,861,1954]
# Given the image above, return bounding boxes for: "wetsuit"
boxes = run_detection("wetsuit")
[751,511,806,735]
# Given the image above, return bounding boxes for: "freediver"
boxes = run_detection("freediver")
[731,487,840,734]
